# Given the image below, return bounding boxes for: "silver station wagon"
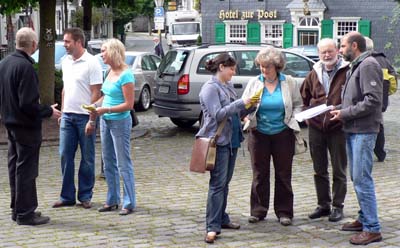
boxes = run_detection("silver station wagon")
[153,44,315,127]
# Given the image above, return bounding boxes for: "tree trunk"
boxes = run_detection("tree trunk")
[82,0,92,47]
[6,15,15,53]
[64,0,68,30]
[38,0,56,105]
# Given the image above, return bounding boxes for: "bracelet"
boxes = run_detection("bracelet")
[94,103,98,108]
[108,107,111,114]
[88,120,96,126]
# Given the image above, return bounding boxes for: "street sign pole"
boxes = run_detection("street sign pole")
[154,0,165,51]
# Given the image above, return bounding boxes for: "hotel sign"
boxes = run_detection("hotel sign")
[218,9,278,20]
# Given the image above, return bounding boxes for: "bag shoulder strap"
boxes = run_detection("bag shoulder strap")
[214,117,227,142]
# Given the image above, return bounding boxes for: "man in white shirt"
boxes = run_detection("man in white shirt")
[53,27,102,209]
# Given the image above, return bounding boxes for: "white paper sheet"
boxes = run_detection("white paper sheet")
[295,104,334,122]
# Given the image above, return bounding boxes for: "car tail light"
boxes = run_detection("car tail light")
[177,74,190,95]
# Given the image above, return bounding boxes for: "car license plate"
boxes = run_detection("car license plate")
[159,85,170,94]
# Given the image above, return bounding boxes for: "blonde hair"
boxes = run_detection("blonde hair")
[16,27,37,50]
[254,46,286,72]
[102,38,126,68]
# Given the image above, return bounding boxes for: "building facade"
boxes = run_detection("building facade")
[201,0,400,63]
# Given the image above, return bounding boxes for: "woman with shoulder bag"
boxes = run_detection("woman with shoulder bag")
[197,53,256,244]
[242,47,303,226]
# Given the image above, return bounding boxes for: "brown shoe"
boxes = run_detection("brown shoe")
[349,231,382,245]
[342,220,363,231]
[80,201,92,209]
[221,222,240,229]
[52,200,76,208]
[204,232,217,244]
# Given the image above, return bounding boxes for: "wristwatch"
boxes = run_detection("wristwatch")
[88,120,96,126]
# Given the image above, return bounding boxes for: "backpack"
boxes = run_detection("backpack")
[382,68,397,95]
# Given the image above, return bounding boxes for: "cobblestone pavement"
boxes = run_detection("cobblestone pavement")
[1,95,400,248]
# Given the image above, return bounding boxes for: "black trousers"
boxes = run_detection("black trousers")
[248,128,295,219]
[7,126,42,220]
[308,126,347,209]
[374,123,386,161]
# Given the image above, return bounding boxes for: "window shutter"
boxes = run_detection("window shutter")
[358,20,371,37]
[247,22,260,44]
[283,23,293,48]
[321,19,333,38]
[215,22,226,44]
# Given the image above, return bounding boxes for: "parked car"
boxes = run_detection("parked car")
[87,39,104,55]
[153,44,315,128]
[286,45,319,62]
[31,41,66,70]
[96,51,161,111]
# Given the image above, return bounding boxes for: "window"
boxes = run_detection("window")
[196,52,235,74]
[299,17,319,27]
[225,21,248,43]
[235,51,259,76]
[332,17,360,44]
[261,22,284,46]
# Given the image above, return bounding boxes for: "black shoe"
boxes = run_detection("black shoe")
[308,207,331,219]
[221,222,240,229]
[12,211,42,222]
[17,215,50,225]
[328,208,344,222]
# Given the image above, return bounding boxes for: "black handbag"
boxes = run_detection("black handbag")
[130,109,139,128]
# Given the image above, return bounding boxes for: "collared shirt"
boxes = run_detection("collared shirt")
[61,50,103,114]
[322,58,342,94]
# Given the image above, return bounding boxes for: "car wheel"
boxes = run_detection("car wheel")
[170,118,197,128]
[137,86,151,111]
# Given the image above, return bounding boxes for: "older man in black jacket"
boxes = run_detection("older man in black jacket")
[0,27,61,225]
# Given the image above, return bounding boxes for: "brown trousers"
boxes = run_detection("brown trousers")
[248,128,295,219]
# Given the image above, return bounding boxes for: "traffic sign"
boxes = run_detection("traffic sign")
[154,17,164,22]
[154,22,164,30]
[154,7,165,17]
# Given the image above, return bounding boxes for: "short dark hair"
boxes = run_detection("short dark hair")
[347,32,366,52]
[205,53,236,74]
[63,27,85,47]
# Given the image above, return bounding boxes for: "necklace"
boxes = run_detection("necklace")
[265,77,277,83]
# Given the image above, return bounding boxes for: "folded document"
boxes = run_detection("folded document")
[295,104,334,122]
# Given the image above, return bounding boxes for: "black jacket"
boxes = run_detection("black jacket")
[0,50,52,129]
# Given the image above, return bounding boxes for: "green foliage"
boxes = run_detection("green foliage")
[196,35,202,45]
[384,3,400,67]
[0,0,38,15]
[193,0,200,12]
[70,6,107,28]
[33,63,63,104]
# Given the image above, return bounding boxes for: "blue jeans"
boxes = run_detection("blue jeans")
[206,145,237,233]
[59,113,96,203]
[100,116,136,210]
[346,133,381,233]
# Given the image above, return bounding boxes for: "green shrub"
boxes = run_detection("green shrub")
[33,63,63,106]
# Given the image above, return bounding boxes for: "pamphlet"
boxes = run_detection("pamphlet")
[295,104,334,122]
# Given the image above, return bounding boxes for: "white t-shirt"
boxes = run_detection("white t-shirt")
[61,51,103,114]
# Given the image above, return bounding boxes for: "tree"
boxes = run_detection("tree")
[38,0,56,105]
[0,0,38,52]
[134,0,154,35]
[384,0,400,67]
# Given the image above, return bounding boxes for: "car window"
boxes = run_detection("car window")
[141,55,157,71]
[150,55,161,68]
[196,52,235,75]
[125,55,136,66]
[158,50,189,74]
[235,50,259,76]
[282,52,313,77]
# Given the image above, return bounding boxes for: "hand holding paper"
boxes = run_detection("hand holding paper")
[295,104,334,122]
[245,88,263,109]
